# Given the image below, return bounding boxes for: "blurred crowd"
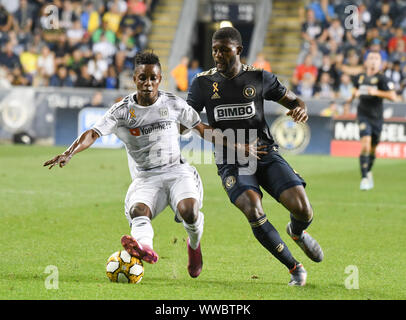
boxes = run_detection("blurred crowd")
[291,0,406,115]
[171,56,203,92]
[0,0,157,90]
[170,53,271,93]
[3,0,406,114]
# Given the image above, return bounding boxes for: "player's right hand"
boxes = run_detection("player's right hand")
[43,154,72,169]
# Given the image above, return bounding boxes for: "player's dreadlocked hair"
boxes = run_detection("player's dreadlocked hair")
[134,51,161,70]
[212,27,242,46]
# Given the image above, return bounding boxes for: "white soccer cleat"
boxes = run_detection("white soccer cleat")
[288,263,307,286]
[360,178,372,191]
[367,171,374,189]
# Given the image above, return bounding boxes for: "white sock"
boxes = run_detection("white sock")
[130,216,154,249]
[183,211,204,250]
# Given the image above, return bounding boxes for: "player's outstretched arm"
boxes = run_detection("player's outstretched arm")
[43,129,100,169]
[190,123,267,159]
[278,90,308,123]
[367,88,399,102]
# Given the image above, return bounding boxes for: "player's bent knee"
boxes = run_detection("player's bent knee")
[300,203,313,221]
[291,199,313,221]
[235,190,264,221]
[236,201,264,221]
[360,137,372,154]
[177,198,199,224]
[130,203,152,220]
[280,186,313,221]
[361,145,371,155]
[243,206,264,222]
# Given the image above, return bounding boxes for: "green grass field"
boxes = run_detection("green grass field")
[1,145,405,300]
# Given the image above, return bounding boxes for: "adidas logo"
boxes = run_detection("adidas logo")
[276,243,284,253]
[211,92,221,99]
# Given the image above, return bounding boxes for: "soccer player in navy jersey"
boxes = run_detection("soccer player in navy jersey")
[345,51,398,190]
[187,27,323,286]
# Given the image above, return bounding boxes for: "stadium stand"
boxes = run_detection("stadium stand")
[0,0,158,90]
[287,0,406,108]
[262,0,303,84]
[147,0,183,90]
[1,0,406,106]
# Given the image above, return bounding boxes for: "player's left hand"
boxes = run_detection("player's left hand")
[236,138,268,159]
[286,106,308,123]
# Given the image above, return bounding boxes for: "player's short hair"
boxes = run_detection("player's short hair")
[365,50,382,60]
[212,27,242,46]
[366,50,381,56]
[134,51,161,70]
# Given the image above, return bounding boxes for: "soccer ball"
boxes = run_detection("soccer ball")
[106,250,144,284]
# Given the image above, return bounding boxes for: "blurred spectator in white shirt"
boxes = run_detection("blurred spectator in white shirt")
[314,72,335,99]
[337,73,354,100]
[92,34,117,62]
[37,45,55,78]
[67,20,86,48]
[327,16,344,45]
[88,52,108,84]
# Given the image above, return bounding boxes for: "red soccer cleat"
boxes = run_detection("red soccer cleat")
[121,235,159,264]
[187,238,203,278]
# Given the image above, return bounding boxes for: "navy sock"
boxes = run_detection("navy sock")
[360,155,369,178]
[368,154,376,172]
[250,215,298,270]
[290,213,312,236]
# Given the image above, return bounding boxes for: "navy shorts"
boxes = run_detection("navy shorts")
[217,146,306,203]
[357,116,383,146]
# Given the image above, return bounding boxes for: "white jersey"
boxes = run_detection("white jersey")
[92,91,201,177]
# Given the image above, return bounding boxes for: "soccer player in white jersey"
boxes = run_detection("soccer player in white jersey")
[44,53,211,278]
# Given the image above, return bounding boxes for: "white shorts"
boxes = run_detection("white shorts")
[124,163,203,223]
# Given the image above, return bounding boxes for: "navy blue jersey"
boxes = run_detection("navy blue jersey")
[187,65,306,202]
[355,72,394,120]
[186,65,287,145]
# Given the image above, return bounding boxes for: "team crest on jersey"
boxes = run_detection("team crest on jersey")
[214,102,256,121]
[358,122,367,131]
[159,107,169,118]
[129,108,136,118]
[243,85,256,99]
[224,176,236,189]
[211,82,221,99]
[370,77,378,84]
[358,75,364,84]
